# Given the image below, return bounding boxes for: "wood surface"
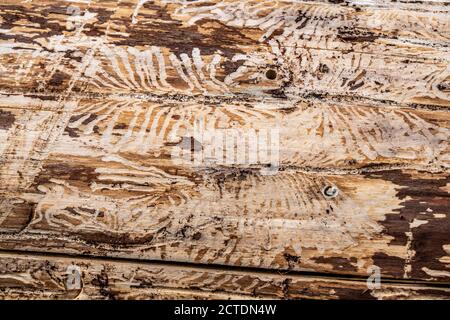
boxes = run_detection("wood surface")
[1,251,450,300]
[0,0,449,299]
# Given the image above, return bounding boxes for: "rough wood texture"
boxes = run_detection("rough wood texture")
[0,0,450,299]
[1,252,450,300]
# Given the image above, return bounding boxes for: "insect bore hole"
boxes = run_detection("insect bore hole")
[322,185,339,198]
[265,69,277,80]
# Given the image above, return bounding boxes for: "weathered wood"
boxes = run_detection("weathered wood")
[1,91,450,282]
[1,95,450,183]
[1,252,450,300]
[1,0,450,105]
[1,96,450,282]
[0,0,450,299]
[1,167,449,282]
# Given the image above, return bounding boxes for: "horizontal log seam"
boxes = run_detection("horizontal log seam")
[2,91,450,114]
[1,249,450,288]
[0,165,449,182]
[1,248,450,287]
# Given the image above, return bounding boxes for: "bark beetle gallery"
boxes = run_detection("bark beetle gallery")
[0,0,449,300]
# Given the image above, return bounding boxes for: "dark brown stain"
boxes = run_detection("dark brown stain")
[192,232,202,241]
[109,3,253,58]
[68,113,98,130]
[0,197,34,232]
[313,256,358,272]
[33,162,100,186]
[267,88,288,99]
[221,59,246,82]
[48,71,69,87]
[328,0,346,3]
[0,110,15,130]
[82,114,98,125]
[69,113,87,123]
[80,7,115,37]
[113,123,127,130]
[278,106,297,114]
[365,170,450,280]
[0,4,114,38]
[79,231,155,247]
[25,94,58,101]
[330,286,376,300]
[349,81,364,91]
[64,126,80,138]
[371,252,405,277]
[337,27,380,43]
[0,5,66,43]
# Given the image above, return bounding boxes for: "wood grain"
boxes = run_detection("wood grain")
[0,0,449,299]
[1,252,450,300]
[1,167,449,282]
[1,0,449,105]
